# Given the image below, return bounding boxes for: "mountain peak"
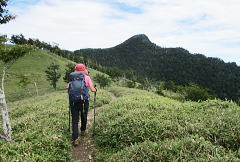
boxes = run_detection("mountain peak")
[117,34,153,48]
[128,34,151,43]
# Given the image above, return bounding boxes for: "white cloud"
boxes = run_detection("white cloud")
[0,0,239,65]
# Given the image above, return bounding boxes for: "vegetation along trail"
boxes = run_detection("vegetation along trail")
[71,92,116,162]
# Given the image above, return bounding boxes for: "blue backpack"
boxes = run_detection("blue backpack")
[68,72,89,102]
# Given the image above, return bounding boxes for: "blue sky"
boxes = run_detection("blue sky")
[1,0,240,65]
[8,0,40,7]
[111,2,143,14]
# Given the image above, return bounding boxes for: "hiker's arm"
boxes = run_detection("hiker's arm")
[66,83,69,89]
[89,84,97,92]
[86,75,97,92]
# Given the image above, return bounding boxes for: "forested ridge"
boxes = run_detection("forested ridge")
[74,34,240,101]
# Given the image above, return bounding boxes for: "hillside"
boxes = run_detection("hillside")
[0,49,73,101]
[74,34,240,101]
[94,87,240,161]
[0,49,100,102]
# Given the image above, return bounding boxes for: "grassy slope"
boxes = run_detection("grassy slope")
[0,49,72,102]
[0,91,71,161]
[94,86,240,161]
[0,88,111,161]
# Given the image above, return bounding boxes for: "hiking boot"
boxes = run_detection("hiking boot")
[72,138,80,146]
[80,130,86,136]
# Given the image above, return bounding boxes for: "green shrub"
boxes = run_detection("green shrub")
[184,83,213,101]
[162,90,185,101]
[163,80,178,92]
[94,74,111,88]
[236,98,240,106]
[108,136,238,162]
[108,86,155,98]
[89,88,111,107]
[94,87,240,160]
[156,82,164,96]
[126,80,136,88]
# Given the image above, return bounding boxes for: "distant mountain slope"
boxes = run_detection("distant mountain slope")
[74,34,240,101]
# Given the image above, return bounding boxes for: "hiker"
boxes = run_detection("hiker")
[67,64,97,146]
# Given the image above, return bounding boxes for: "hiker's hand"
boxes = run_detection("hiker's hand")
[94,85,97,92]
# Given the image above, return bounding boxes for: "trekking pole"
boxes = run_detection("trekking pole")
[93,85,97,136]
[68,99,71,135]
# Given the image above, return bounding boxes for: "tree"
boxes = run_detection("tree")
[0,37,32,141]
[10,34,28,45]
[63,63,75,83]
[184,83,213,101]
[18,74,32,96]
[45,62,61,90]
[94,74,111,88]
[0,0,15,24]
[104,67,123,79]
[163,80,177,92]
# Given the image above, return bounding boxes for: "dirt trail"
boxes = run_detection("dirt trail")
[71,92,116,162]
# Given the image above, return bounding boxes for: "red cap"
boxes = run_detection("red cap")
[75,64,88,74]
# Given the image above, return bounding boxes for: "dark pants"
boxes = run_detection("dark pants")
[70,100,89,140]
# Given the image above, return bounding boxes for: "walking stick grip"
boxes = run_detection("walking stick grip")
[94,85,97,92]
